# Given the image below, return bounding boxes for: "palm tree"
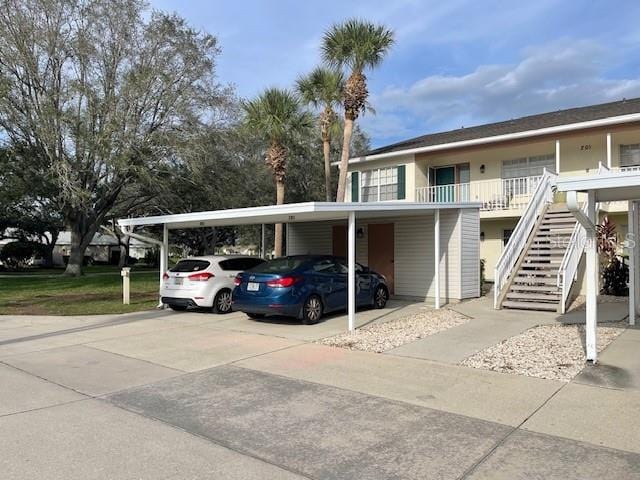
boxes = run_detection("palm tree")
[296,67,344,201]
[242,88,311,256]
[322,18,394,202]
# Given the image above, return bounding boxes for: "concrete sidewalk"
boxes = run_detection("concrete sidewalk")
[1,308,639,479]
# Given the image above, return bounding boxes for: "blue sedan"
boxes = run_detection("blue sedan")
[232,255,389,324]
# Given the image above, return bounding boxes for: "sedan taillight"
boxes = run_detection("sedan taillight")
[266,276,301,288]
[234,275,242,286]
[162,272,169,280]
[188,272,214,282]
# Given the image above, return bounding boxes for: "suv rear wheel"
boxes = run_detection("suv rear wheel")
[213,289,233,314]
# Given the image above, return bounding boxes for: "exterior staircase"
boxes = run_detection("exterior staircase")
[500,203,578,312]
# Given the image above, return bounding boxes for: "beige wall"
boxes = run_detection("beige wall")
[347,126,640,204]
[479,218,519,281]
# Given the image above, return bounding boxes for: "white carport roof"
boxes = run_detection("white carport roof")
[117,201,481,229]
[118,201,481,332]
[557,170,640,363]
[556,171,640,201]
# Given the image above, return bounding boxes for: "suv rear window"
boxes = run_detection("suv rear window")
[218,258,265,271]
[249,257,307,274]
[170,260,210,272]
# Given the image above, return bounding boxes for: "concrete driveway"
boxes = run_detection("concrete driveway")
[1,303,639,479]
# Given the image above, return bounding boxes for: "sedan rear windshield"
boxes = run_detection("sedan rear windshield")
[248,257,306,274]
[170,260,210,272]
[218,258,265,271]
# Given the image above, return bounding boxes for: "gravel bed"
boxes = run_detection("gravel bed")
[317,307,469,353]
[460,322,626,382]
[569,294,627,311]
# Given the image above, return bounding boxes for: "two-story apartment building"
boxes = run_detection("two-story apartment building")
[343,98,640,312]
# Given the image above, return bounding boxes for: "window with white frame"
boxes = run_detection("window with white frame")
[621,144,640,167]
[502,154,555,178]
[361,167,398,202]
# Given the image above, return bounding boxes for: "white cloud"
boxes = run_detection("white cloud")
[365,39,640,145]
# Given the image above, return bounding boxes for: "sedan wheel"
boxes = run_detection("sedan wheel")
[214,289,233,314]
[374,286,388,309]
[302,295,323,325]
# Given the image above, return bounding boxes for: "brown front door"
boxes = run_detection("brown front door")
[368,223,394,294]
[332,225,346,257]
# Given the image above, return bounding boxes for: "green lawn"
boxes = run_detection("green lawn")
[0,271,160,315]
[0,264,157,276]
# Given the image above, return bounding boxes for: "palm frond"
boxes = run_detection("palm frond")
[321,18,394,73]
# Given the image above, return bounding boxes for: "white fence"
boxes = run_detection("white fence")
[416,175,542,211]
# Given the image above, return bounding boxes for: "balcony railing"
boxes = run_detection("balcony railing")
[416,175,542,211]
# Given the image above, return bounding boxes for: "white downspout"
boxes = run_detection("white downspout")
[434,209,441,309]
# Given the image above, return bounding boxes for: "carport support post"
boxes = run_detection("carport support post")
[261,224,266,259]
[586,190,598,362]
[348,211,356,331]
[630,201,638,326]
[434,209,441,309]
[160,224,169,308]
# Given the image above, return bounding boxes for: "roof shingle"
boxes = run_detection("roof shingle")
[366,97,640,156]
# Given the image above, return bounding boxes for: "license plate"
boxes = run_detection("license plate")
[174,277,183,285]
[247,282,260,292]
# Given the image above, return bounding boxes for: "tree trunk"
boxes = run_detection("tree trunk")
[64,221,98,276]
[274,179,285,257]
[323,138,332,202]
[43,231,58,268]
[118,235,130,268]
[336,117,354,202]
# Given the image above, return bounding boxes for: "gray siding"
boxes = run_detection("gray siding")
[287,210,479,302]
[460,209,481,298]
[287,223,332,255]
[393,211,460,300]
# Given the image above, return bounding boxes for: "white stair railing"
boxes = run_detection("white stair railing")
[557,201,588,314]
[494,169,557,309]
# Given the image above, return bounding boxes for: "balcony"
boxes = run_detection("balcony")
[416,175,542,211]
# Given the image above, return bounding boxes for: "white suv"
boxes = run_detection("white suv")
[161,255,265,313]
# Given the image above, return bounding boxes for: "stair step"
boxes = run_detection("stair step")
[506,292,561,301]
[512,276,557,285]
[521,261,561,267]
[539,223,576,230]
[518,269,559,277]
[536,230,575,236]
[527,249,566,255]
[542,215,576,225]
[502,300,559,311]
[523,255,562,267]
[509,284,561,292]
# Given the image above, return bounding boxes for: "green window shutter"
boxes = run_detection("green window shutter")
[351,171,359,202]
[397,165,406,200]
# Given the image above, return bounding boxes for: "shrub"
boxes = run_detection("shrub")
[0,241,39,270]
[601,257,629,296]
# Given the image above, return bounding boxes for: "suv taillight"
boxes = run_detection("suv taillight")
[162,272,169,280]
[188,272,214,282]
[266,276,300,288]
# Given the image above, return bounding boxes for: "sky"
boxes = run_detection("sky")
[151,0,640,148]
